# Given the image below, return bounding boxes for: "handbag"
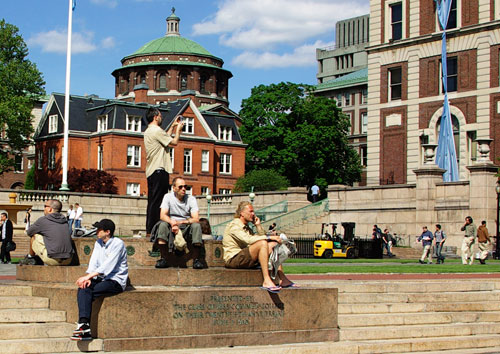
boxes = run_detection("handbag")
[5,241,16,252]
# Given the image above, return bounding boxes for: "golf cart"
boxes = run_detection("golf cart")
[314,222,358,259]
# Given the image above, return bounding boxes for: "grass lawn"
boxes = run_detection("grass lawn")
[283,258,500,274]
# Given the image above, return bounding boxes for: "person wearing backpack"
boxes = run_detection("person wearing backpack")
[434,224,447,264]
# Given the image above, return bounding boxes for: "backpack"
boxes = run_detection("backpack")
[268,237,297,280]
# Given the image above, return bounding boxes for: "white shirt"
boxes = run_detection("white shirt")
[67,209,77,220]
[87,237,129,290]
[75,207,83,220]
[1,222,6,240]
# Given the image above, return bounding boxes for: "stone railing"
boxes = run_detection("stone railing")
[18,190,70,203]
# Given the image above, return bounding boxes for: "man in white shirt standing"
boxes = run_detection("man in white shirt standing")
[74,203,83,229]
[71,219,128,341]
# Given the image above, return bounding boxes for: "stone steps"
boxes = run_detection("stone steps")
[0,295,48,309]
[338,300,500,314]
[339,290,500,303]
[0,338,103,354]
[0,322,75,339]
[0,308,67,323]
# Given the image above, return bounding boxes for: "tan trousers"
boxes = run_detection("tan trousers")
[420,245,432,263]
[461,236,475,265]
[478,241,490,261]
[32,235,72,266]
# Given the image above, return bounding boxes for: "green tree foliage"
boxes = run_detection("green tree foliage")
[24,164,35,190]
[233,169,289,193]
[239,82,361,187]
[67,168,118,194]
[0,19,45,174]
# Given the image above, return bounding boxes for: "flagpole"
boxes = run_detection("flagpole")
[60,0,73,191]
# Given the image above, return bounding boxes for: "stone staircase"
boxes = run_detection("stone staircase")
[0,284,102,354]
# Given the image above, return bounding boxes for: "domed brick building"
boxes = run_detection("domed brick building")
[112,8,232,107]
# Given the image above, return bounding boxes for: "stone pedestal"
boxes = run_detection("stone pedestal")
[413,166,445,234]
[467,163,498,224]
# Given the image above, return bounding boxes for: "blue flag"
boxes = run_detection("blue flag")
[72,0,76,11]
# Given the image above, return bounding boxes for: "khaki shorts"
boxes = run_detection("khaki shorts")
[225,247,258,269]
[32,235,72,266]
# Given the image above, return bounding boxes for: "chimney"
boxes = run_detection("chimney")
[133,83,149,104]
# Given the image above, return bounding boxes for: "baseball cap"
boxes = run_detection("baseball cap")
[92,219,115,235]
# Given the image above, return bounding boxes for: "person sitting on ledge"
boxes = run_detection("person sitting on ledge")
[71,219,128,341]
[153,177,205,269]
[21,199,73,266]
[223,201,294,294]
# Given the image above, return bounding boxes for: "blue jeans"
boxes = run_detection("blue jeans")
[77,278,123,322]
[75,219,81,228]
[435,243,445,261]
[68,219,74,233]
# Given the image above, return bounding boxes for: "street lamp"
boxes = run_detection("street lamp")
[206,189,212,223]
[249,186,255,204]
[496,183,500,259]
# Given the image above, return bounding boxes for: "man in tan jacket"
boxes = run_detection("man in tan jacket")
[477,220,491,265]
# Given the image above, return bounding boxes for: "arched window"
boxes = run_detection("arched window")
[158,73,167,91]
[436,114,460,163]
[217,79,225,97]
[180,73,188,91]
[136,72,146,85]
[200,74,208,94]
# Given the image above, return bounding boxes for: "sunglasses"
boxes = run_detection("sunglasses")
[176,185,187,189]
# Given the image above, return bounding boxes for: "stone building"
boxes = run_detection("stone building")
[366,0,500,185]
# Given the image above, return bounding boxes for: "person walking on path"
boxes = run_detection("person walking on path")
[67,205,76,234]
[434,224,447,264]
[461,216,477,265]
[310,184,320,203]
[144,107,183,236]
[0,213,13,264]
[417,226,434,264]
[71,219,128,341]
[477,220,491,265]
[74,203,83,229]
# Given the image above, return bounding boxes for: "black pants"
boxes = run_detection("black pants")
[77,278,123,322]
[146,169,170,234]
[0,240,11,263]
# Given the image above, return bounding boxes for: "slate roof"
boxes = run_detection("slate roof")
[315,67,368,92]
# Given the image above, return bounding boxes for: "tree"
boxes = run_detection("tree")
[67,168,118,194]
[0,19,45,174]
[233,169,289,193]
[239,82,361,187]
[24,164,35,190]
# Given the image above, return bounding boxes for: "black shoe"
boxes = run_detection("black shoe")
[19,255,37,265]
[71,322,92,341]
[193,259,204,269]
[155,258,169,269]
[418,260,424,264]
[480,259,486,264]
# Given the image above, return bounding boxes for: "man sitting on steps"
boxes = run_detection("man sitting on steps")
[223,201,295,294]
[21,199,73,266]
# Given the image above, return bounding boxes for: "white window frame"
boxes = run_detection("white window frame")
[360,146,367,167]
[201,186,209,195]
[219,188,232,195]
[126,183,141,196]
[336,94,343,107]
[48,114,58,134]
[385,0,406,42]
[97,145,103,170]
[14,155,23,173]
[127,145,141,167]
[97,115,108,132]
[184,149,192,174]
[219,153,232,174]
[126,115,141,132]
[48,147,56,170]
[37,150,43,170]
[218,125,232,141]
[361,88,368,104]
[182,117,194,134]
[361,112,368,134]
[201,150,209,172]
[344,93,351,106]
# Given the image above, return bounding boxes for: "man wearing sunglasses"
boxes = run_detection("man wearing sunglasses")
[21,199,73,266]
[153,177,205,269]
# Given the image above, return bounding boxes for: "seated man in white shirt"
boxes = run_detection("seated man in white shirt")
[153,177,205,269]
[71,219,128,341]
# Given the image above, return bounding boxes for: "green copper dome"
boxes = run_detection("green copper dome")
[126,36,216,59]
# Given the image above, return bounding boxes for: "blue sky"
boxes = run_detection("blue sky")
[3,0,369,112]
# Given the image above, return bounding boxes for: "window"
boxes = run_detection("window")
[200,75,209,94]
[361,112,368,134]
[361,146,367,167]
[158,73,167,90]
[390,2,403,41]
[97,115,108,132]
[389,67,402,100]
[14,155,23,173]
[442,57,458,93]
[48,114,58,134]
[48,147,56,170]
[336,94,343,107]
[168,147,174,168]
[446,0,457,30]
[218,125,232,141]
[219,188,231,195]
[180,73,188,91]
[467,131,477,163]
[182,117,194,134]
[127,146,141,167]
[37,150,43,170]
[184,149,192,174]
[361,88,368,104]
[97,145,103,170]
[201,150,209,172]
[344,93,351,106]
[219,153,232,174]
[126,115,141,132]
[126,183,140,196]
[137,72,146,84]
[201,186,209,195]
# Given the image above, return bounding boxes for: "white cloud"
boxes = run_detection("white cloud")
[90,0,118,8]
[193,0,369,50]
[232,40,333,69]
[27,30,115,54]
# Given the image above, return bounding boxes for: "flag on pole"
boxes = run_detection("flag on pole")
[72,0,76,11]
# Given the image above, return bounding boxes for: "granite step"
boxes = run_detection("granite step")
[0,295,49,309]
[0,322,75,339]
[335,281,500,293]
[340,321,500,341]
[0,285,32,296]
[1,337,103,354]
[0,308,66,323]
[338,301,500,314]
[338,290,500,303]
[339,310,500,327]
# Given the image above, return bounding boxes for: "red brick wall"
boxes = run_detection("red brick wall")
[462,0,479,27]
[380,106,407,185]
[491,44,500,88]
[490,93,500,166]
[420,0,436,35]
